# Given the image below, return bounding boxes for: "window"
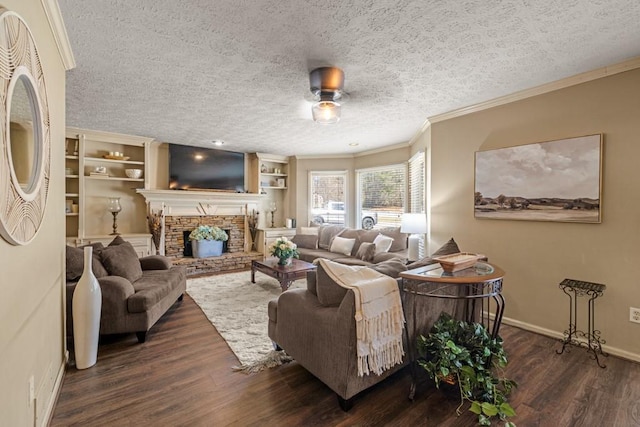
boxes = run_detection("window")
[408,151,426,257]
[309,171,347,226]
[408,151,425,213]
[357,164,406,230]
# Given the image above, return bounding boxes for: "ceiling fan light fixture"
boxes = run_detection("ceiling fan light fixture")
[312,100,341,124]
[309,67,344,124]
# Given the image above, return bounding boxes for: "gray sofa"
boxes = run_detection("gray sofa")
[66,236,186,343]
[292,225,410,277]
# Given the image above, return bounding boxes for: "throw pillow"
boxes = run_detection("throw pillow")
[379,226,408,252]
[100,242,143,282]
[431,237,461,257]
[318,225,345,250]
[65,244,109,281]
[108,235,127,246]
[373,234,394,254]
[291,234,318,249]
[355,242,376,262]
[329,236,356,256]
[370,258,408,278]
[407,237,460,269]
[299,226,319,236]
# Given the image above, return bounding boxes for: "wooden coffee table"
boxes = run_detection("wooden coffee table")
[251,258,316,291]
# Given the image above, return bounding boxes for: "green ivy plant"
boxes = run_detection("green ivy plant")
[188,225,229,242]
[417,313,517,426]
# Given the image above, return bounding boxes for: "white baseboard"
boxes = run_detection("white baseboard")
[501,315,640,364]
[41,358,67,427]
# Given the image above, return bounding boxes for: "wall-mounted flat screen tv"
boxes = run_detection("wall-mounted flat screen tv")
[169,144,245,191]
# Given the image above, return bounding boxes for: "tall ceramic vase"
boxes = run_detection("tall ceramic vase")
[72,246,102,369]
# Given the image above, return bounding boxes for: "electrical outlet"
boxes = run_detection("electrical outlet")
[631,307,640,324]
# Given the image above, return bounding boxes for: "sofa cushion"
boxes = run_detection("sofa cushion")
[329,236,356,256]
[355,242,376,262]
[292,234,318,249]
[379,227,408,252]
[370,258,408,278]
[373,234,394,254]
[100,242,143,283]
[66,244,109,281]
[297,248,345,263]
[127,268,183,313]
[315,264,348,306]
[336,228,361,255]
[358,229,380,244]
[406,237,460,269]
[318,225,345,250]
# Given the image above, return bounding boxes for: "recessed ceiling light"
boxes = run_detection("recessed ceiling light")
[212,140,224,146]
[349,142,359,146]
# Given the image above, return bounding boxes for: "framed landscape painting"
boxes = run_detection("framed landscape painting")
[474,134,602,223]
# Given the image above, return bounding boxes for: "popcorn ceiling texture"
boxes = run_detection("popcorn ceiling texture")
[59,0,640,155]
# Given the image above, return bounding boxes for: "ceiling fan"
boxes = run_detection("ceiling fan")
[306,66,346,125]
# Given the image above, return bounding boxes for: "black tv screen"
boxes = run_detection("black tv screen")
[169,144,245,191]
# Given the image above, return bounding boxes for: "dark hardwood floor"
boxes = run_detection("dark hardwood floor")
[51,294,640,426]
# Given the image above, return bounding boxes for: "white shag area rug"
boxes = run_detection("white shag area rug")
[187,270,304,373]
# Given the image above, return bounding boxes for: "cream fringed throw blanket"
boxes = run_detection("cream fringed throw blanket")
[318,259,405,377]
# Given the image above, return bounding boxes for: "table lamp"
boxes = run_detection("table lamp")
[401,213,427,262]
[107,197,122,235]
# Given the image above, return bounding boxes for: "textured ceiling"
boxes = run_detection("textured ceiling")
[59,0,640,156]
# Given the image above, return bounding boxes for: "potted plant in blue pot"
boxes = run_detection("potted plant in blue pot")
[189,225,229,258]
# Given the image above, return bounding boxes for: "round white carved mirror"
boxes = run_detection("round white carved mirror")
[0,10,51,245]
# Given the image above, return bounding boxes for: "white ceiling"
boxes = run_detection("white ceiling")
[59,0,640,156]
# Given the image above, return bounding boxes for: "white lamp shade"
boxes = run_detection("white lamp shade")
[400,213,427,234]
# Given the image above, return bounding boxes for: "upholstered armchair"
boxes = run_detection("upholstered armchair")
[267,262,408,410]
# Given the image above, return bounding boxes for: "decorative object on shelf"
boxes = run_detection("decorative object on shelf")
[260,163,267,173]
[268,236,299,266]
[189,225,229,258]
[147,209,163,255]
[107,197,122,235]
[125,168,143,179]
[104,151,130,161]
[247,209,259,252]
[72,246,102,369]
[65,199,73,213]
[400,213,427,261]
[417,313,517,426]
[0,10,52,246]
[73,140,79,156]
[65,167,74,175]
[269,201,277,228]
[71,204,79,214]
[277,178,286,187]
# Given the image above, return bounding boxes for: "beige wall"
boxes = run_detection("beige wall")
[0,1,68,426]
[429,68,640,359]
[293,146,411,228]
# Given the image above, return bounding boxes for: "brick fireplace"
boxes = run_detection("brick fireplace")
[137,189,265,275]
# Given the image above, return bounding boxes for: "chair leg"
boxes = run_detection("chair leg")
[337,395,353,412]
[136,331,147,343]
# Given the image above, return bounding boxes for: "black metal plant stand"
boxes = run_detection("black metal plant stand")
[556,278,608,368]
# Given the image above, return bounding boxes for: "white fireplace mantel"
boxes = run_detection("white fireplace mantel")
[136,189,265,216]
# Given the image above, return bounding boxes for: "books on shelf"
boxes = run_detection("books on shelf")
[89,172,109,177]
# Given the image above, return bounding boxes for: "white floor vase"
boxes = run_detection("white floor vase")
[72,246,102,369]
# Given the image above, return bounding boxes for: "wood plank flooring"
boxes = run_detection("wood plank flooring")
[51,294,640,426]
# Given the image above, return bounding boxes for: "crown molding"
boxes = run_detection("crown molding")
[295,153,354,160]
[40,0,76,70]
[66,127,154,145]
[353,141,410,157]
[429,56,640,124]
[407,119,432,146]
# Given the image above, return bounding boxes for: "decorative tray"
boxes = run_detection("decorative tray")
[433,252,483,273]
[103,155,130,161]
